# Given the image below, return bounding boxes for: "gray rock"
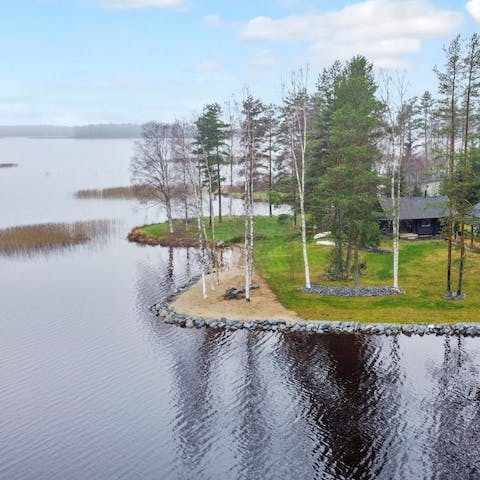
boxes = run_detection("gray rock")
[194,318,205,328]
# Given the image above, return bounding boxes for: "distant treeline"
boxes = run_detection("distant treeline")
[0,125,74,138]
[0,123,142,139]
[73,124,141,138]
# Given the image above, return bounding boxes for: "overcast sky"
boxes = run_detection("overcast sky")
[2,0,480,125]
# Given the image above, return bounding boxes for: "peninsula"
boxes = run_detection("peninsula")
[129,215,480,325]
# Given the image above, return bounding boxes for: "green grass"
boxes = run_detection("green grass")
[134,215,480,324]
[142,215,295,245]
[228,190,270,202]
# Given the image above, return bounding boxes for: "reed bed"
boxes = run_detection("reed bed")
[0,220,114,256]
[74,185,156,199]
[0,163,18,168]
[74,184,249,201]
[73,185,187,200]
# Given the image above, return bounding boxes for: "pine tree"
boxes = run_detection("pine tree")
[457,33,480,296]
[434,35,463,297]
[194,103,228,224]
[317,56,383,286]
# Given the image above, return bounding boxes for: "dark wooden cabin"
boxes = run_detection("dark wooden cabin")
[379,196,449,236]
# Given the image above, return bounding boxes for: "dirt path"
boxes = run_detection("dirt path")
[172,248,300,322]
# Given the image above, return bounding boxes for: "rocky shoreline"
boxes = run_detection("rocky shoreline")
[151,275,480,337]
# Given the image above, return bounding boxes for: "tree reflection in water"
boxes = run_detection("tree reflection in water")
[429,336,480,479]
[133,249,480,480]
[275,332,403,479]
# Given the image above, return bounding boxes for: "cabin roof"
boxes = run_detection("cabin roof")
[470,202,480,226]
[379,195,449,220]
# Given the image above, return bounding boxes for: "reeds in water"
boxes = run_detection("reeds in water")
[0,220,114,256]
[74,185,189,200]
[74,185,157,200]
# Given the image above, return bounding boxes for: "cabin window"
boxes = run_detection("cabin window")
[421,220,431,228]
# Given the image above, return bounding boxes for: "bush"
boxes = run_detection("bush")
[277,214,292,224]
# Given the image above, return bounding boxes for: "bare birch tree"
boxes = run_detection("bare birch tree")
[224,96,240,216]
[174,119,210,299]
[171,120,192,229]
[282,68,312,289]
[380,71,408,292]
[131,121,176,233]
[240,93,265,301]
[263,104,280,217]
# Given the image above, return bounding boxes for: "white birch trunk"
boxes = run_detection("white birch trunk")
[249,159,255,285]
[299,193,311,289]
[299,105,311,289]
[392,172,399,290]
[379,71,407,293]
[285,69,311,290]
[185,150,209,299]
[290,111,311,289]
[166,199,174,234]
[244,164,251,302]
[205,163,218,288]
[197,208,208,300]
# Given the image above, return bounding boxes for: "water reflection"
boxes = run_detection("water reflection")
[3,138,480,480]
[429,337,480,479]
[275,334,386,478]
[137,302,480,480]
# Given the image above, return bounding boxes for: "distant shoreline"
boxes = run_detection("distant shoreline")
[0,123,142,140]
[0,135,141,140]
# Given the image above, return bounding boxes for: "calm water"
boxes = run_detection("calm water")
[1,138,479,480]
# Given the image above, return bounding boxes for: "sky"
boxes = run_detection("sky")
[1,0,480,125]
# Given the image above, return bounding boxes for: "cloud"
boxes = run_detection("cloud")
[466,0,480,22]
[250,50,277,68]
[99,0,186,10]
[204,14,222,28]
[199,59,220,72]
[241,0,463,68]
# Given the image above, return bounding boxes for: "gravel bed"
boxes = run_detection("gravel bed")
[299,284,404,297]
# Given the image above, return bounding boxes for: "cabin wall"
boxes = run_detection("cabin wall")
[381,218,442,236]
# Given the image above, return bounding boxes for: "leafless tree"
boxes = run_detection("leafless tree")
[241,92,265,301]
[224,96,240,216]
[282,67,313,289]
[177,120,211,299]
[379,71,408,292]
[171,119,192,229]
[131,121,176,233]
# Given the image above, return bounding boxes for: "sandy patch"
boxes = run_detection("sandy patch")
[172,248,300,322]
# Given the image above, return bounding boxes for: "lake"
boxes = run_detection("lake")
[1,138,479,479]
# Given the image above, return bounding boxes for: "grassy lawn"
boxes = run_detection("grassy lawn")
[141,215,295,245]
[134,215,480,324]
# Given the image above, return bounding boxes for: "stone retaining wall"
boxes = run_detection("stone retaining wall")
[150,275,480,337]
